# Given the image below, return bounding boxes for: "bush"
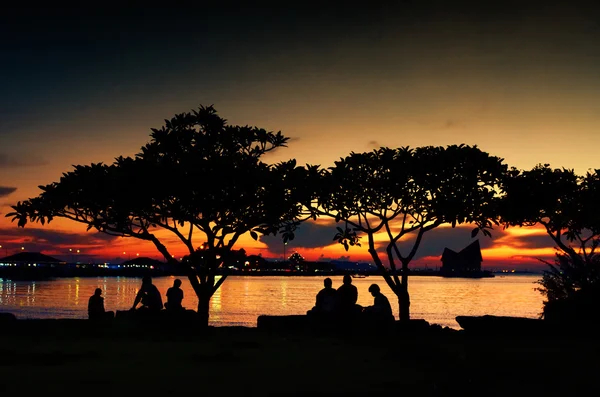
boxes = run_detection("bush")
[539,252,600,323]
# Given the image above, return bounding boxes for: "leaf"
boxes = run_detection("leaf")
[250,231,258,241]
[471,227,480,238]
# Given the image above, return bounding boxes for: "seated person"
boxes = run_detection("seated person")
[164,279,184,311]
[88,288,114,320]
[307,277,339,316]
[363,284,394,324]
[337,274,362,315]
[131,275,163,312]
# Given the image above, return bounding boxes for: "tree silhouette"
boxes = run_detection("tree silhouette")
[309,145,506,321]
[7,105,306,325]
[500,165,600,313]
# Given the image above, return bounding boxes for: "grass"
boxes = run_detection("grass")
[1,319,598,396]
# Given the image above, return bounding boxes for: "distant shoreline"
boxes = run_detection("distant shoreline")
[0,269,543,281]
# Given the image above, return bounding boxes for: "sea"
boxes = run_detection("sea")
[0,274,544,329]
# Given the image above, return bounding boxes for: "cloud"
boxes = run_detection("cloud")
[391,225,496,260]
[499,233,554,250]
[368,140,380,149]
[260,220,498,259]
[0,227,118,252]
[0,153,48,168]
[260,219,339,250]
[317,254,352,262]
[394,225,558,260]
[0,186,17,198]
[260,219,558,262]
[444,119,466,129]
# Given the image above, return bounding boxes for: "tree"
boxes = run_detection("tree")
[500,165,600,313]
[310,145,506,321]
[7,105,306,325]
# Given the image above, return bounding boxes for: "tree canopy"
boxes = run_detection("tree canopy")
[500,165,600,309]
[309,144,507,320]
[7,105,307,324]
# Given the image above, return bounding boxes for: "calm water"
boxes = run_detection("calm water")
[0,275,544,329]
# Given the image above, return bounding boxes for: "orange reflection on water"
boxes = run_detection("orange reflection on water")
[0,275,544,329]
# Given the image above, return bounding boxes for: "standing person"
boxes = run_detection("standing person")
[131,275,163,312]
[337,274,361,315]
[165,278,184,311]
[363,284,394,324]
[88,288,114,320]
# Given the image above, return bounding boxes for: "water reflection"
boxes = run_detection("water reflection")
[0,275,544,329]
[281,279,288,308]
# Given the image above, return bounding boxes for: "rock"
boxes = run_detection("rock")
[0,312,17,323]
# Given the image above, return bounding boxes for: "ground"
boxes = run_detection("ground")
[0,319,598,396]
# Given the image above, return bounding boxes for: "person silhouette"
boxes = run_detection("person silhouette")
[131,275,163,312]
[88,288,114,320]
[165,278,184,311]
[337,274,361,315]
[363,284,394,324]
[308,277,339,316]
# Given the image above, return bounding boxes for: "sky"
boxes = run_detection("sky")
[1,2,599,269]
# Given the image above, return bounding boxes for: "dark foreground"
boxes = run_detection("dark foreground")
[0,318,598,396]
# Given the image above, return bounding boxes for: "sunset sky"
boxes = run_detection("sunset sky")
[1,2,599,269]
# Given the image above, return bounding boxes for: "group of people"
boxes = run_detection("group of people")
[89,275,395,324]
[307,275,394,324]
[87,276,185,320]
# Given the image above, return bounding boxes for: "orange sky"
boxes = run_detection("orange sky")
[1,3,598,269]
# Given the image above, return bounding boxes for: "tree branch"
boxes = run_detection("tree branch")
[367,232,397,291]
[212,274,228,294]
[384,220,401,287]
[188,222,193,244]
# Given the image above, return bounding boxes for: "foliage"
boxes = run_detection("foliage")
[537,251,600,302]
[500,165,600,320]
[501,165,600,263]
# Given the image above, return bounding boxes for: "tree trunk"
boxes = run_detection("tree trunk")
[197,292,211,327]
[398,288,410,322]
